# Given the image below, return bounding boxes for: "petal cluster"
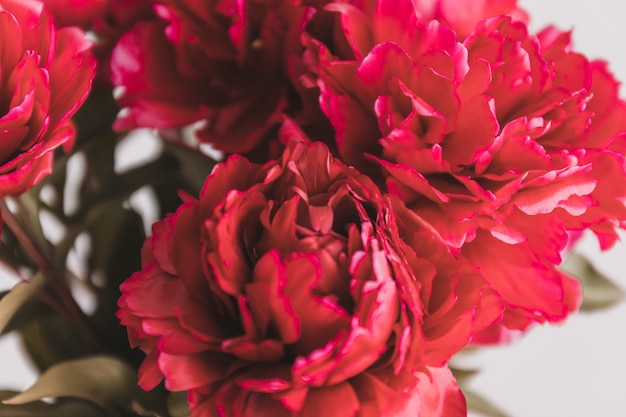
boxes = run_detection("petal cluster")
[47,0,154,85]
[110,0,332,157]
[0,0,95,197]
[118,125,502,416]
[40,0,107,28]
[308,0,626,338]
[111,0,626,414]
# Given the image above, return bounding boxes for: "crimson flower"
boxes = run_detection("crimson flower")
[304,0,626,339]
[41,0,153,86]
[0,0,95,197]
[39,0,107,28]
[411,0,528,38]
[110,0,327,158]
[118,124,501,416]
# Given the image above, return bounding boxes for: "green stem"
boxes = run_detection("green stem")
[0,258,67,319]
[0,198,110,350]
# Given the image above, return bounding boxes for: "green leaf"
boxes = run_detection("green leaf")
[161,140,218,193]
[0,391,107,417]
[83,205,148,365]
[561,253,624,312]
[0,225,34,273]
[87,206,144,284]
[465,390,510,417]
[0,274,45,334]
[166,392,189,417]
[16,193,53,252]
[450,367,479,389]
[19,312,97,372]
[72,88,119,146]
[2,357,169,417]
[3,356,139,408]
[0,292,54,336]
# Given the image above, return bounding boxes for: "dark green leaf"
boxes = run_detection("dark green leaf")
[0,274,45,334]
[161,140,218,193]
[0,391,107,417]
[561,253,624,311]
[166,392,189,417]
[72,90,119,146]
[87,206,144,283]
[0,238,28,274]
[0,292,54,336]
[19,312,97,372]
[14,194,52,252]
[84,205,147,364]
[3,356,169,417]
[3,356,138,408]
[450,367,479,388]
[465,390,510,417]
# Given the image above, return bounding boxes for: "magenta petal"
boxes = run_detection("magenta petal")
[221,337,284,362]
[377,158,451,203]
[462,230,569,321]
[513,168,597,215]
[151,217,176,275]
[300,383,360,417]
[169,202,213,301]
[416,366,466,417]
[122,264,196,319]
[137,349,164,390]
[0,11,23,70]
[324,3,372,60]
[0,126,28,163]
[247,251,301,344]
[283,254,352,354]
[351,371,423,417]
[372,0,421,51]
[157,331,211,355]
[159,351,233,391]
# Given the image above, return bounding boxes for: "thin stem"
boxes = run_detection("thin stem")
[0,198,110,349]
[0,259,68,317]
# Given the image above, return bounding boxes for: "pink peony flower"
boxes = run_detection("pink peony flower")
[0,0,95,197]
[305,0,626,339]
[118,124,502,416]
[411,0,528,38]
[110,0,326,158]
[39,0,107,28]
[40,0,153,37]
[41,0,154,86]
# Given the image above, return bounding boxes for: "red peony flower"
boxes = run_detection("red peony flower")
[41,0,153,86]
[411,0,528,39]
[118,123,502,416]
[39,0,107,28]
[0,0,95,197]
[110,0,324,157]
[304,0,626,339]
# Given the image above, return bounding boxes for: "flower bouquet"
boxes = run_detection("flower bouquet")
[0,0,624,416]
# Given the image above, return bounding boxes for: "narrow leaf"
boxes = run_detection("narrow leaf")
[0,293,54,335]
[450,367,479,388]
[3,356,139,408]
[0,390,106,417]
[162,140,219,193]
[167,392,189,417]
[19,309,98,372]
[0,273,45,334]
[465,390,510,417]
[561,253,624,311]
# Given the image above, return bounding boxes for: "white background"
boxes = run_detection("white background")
[1,1,626,416]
